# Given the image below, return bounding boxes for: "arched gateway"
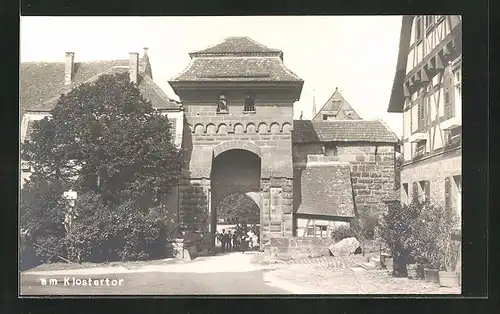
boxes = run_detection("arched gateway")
[169,36,303,249]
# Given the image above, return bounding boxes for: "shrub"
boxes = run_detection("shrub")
[404,200,458,269]
[331,225,356,242]
[20,234,40,271]
[19,177,67,264]
[65,197,168,263]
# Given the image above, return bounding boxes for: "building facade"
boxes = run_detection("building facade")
[388,15,462,225]
[19,49,184,187]
[20,37,399,249]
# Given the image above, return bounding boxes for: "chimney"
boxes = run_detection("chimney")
[64,52,75,86]
[129,52,139,84]
[312,90,317,118]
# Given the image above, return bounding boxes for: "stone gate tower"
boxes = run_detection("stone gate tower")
[169,37,304,248]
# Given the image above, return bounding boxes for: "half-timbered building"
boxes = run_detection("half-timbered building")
[388,15,462,224]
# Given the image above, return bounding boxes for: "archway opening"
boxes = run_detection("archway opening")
[210,149,261,248]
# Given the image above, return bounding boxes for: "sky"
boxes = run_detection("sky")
[20,16,403,136]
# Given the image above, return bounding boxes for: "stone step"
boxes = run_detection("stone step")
[359,262,378,271]
[370,257,382,266]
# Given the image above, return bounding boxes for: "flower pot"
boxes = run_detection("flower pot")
[424,268,440,283]
[384,257,393,271]
[416,263,425,279]
[438,271,459,287]
[407,264,418,279]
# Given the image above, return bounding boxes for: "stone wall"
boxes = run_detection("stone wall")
[293,142,396,217]
[400,151,461,209]
[268,237,337,261]
[178,177,211,233]
[259,178,294,248]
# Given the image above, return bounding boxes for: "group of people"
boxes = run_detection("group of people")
[215,225,259,253]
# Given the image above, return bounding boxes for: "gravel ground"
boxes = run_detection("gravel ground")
[25,257,182,272]
[269,263,461,295]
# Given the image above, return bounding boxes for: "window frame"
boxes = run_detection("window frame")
[425,15,436,32]
[415,16,423,42]
[415,140,426,156]
[324,142,338,157]
[402,183,409,204]
[244,95,256,113]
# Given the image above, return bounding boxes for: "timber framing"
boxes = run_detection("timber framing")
[388,15,462,113]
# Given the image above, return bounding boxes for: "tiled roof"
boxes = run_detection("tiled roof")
[170,37,302,83]
[190,36,282,57]
[171,57,301,82]
[137,75,179,110]
[295,163,355,217]
[20,60,128,112]
[313,88,361,120]
[292,120,399,143]
[20,56,179,113]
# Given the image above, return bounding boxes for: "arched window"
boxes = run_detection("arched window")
[244,95,255,112]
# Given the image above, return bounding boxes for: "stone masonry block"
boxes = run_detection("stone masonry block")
[358,178,374,184]
[369,183,383,190]
[355,155,365,161]
[357,190,371,195]
[352,184,367,190]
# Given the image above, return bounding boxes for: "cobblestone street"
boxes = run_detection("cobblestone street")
[268,260,461,294]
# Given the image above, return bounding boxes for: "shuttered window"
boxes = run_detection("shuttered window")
[425,15,435,31]
[418,98,425,130]
[444,75,455,120]
[415,16,423,41]
[402,183,409,204]
[420,180,431,202]
[412,182,419,200]
[445,177,453,211]
[415,141,426,156]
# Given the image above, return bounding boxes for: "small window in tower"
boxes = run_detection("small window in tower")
[244,95,256,113]
[323,114,328,121]
[325,142,338,157]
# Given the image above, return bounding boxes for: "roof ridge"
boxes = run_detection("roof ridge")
[376,118,400,140]
[244,36,280,52]
[141,75,175,104]
[278,58,302,81]
[169,58,196,81]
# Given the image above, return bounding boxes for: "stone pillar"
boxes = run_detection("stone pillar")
[179,177,210,234]
[261,177,294,249]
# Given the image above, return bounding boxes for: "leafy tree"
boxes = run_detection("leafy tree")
[21,72,183,211]
[216,193,260,225]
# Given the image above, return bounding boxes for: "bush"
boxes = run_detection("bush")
[331,225,356,242]
[352,212,379,241]
[20,234,40,271]
[404,200,458,269]
[19,177,67,264]
[65,197,168,263]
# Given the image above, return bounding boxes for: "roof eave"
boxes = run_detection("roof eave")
[387,15,414,113]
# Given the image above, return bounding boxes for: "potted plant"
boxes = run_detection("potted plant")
[438,237,460,287]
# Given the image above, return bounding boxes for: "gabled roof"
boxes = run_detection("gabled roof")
[189,36,283,57]
[20,51,179,114]
[20,60,128,112]
[169,37,303,84]
[387,15,462,113]
[292,120,399,144]
[387,15,415,113]
[312,88,361,121]
[295,163,355,218]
